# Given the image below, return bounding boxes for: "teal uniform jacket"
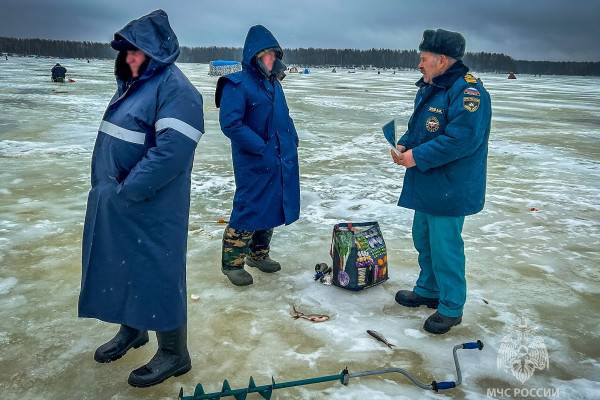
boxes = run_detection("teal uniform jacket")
[398,61,491,217]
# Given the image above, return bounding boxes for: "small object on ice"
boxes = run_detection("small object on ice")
[190,294,200,302]
[367,330,395,348]
[529,207,540,212]
[291,305,330,323]
[482,298,489,304]
[314,262,332,281]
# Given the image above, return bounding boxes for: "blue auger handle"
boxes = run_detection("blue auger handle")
[462,340,484,350]
[432,380,456,391]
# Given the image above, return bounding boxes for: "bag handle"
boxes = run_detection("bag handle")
[329,225,337,258]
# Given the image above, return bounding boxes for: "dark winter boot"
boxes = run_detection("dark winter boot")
[94,324,149,363]
[221,225,254,286]
[246,256,281,273]
[395,290,439,309]
[128,323,191,387]
[222,265,254,286]
[246,229,280,272]
[423,311,462,334]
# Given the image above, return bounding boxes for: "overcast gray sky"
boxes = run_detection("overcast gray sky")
[1,0,598,61]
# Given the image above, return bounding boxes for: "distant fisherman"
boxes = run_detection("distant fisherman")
[391,29,492,334]
[215,25,300,286]
[51,63,67,82]
[78,10,204,386]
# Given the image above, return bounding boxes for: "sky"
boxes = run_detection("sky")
[1,0,599,62]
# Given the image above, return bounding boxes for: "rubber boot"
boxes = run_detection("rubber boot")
[395,290,439,309]
[222,265,254,286]
[221,225,254,286]
[94,324,149,363]
[128,323,191,387]
[423,311,462,334]
[246,256,281,273]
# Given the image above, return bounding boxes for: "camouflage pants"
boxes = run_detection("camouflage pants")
[222,225,274,269]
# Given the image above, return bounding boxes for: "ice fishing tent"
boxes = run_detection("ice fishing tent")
[209,60,242,76]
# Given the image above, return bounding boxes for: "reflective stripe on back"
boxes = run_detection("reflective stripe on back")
[155,118,203,143]
[99,120,146,145]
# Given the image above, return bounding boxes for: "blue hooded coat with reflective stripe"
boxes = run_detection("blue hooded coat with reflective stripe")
[78,9,204,331]
[214,25,300,231]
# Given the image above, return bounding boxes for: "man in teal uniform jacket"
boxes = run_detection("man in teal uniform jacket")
[391,29,492,334]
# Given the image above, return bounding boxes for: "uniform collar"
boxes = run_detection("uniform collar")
[415,60,469,89]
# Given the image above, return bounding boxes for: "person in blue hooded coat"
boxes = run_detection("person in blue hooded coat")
[215,25,300,286]
[78,10,203,387]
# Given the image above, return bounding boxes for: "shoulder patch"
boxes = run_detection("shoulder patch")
[463,96,480,112]
[464,87,480,96]
[464,73,478,84]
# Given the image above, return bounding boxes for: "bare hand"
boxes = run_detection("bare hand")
[391,148,416,168]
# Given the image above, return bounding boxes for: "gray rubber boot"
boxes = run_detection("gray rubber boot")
[423,311,462,334]
[222,266,254,286]
[128,323,191,387]
[246,256,281,273]
[94,324,149,363]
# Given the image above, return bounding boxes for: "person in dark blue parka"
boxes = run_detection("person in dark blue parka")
[215,25,300,286]
[78,10,203,387]
[51,63,67,82]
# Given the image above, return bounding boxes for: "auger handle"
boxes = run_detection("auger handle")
[432,380,456,391]
[462,340,484,350]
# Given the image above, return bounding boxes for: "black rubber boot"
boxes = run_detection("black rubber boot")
[94,325,149,363]
[222,266,254,286]
[246,256,281,273]
[423,311,462,334]
[128,323,191,388]
[395,290,439,309]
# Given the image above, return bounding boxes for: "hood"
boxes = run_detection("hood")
[114,9,180,67]
[242,25,283,68]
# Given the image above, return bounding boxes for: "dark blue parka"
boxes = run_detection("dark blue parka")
[215,25,300,231]
[78,10,204,331]
[398,61,491,216]
[51,64,66,79]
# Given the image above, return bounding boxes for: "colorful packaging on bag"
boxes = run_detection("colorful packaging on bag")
[329,222,389,291]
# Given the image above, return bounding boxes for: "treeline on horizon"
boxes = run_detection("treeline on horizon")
[2,36,599,76]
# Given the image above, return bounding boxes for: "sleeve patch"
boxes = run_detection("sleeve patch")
[464,87,480,96]
[463,96,480,112]
[464,73,478,84]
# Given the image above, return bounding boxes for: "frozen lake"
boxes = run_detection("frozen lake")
[1,56,599,399]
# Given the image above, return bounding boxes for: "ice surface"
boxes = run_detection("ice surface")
[0,57,599,399]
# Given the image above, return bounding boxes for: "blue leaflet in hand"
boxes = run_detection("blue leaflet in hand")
[382,119,396,148]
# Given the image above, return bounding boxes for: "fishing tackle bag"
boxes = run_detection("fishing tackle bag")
[330,222,389,291]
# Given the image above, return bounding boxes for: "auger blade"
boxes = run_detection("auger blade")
[257,377,275,400]
[233,392,247,400]
[221,379,232,394]
[250,376,258,388]
[193,383,206,397]
[257,388,273,400]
